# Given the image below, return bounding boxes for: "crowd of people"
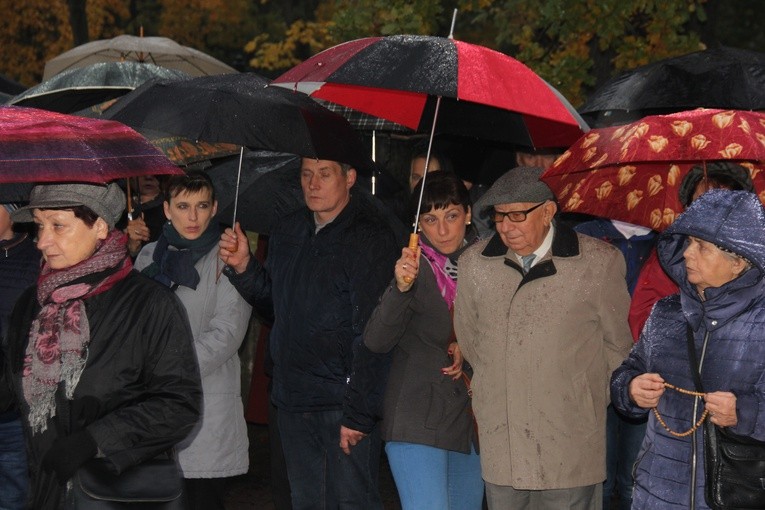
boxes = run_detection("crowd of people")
[1,106,765,510]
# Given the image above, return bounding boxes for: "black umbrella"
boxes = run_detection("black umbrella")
[102,73,374,175]
[207,150,303,234]
[9,62,190,114]
[580,46,765,127]
[207,150,407,238]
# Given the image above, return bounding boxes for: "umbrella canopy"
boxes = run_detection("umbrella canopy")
[10,62,190,113]
[44,35,237,80]
[541,108,765,230]
[580,46,765,127]
[102,73,375,174]
[207,150,304,233]
[0,106,182,184]
[272,34,588,148]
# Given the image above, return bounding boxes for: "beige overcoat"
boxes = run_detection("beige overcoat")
[454,224,632,489]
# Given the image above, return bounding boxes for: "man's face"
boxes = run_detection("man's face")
[301,158,356,223]
[515,151,558,170]
[409,156,441,191]
[494,201,556,256]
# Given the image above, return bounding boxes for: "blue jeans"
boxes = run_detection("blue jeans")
[604,405,647,510]
[0,416,28,510]
[385,441,484,510]
[278,408,383,510]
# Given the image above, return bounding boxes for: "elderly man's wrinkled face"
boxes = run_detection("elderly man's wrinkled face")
[34,209,108,269]
[494,201,556,256]
[683,236,748,294]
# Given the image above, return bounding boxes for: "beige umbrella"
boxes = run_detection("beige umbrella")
[44,34,237,80]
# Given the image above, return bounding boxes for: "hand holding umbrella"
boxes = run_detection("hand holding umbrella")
[394,247,420,292]
[218,222,250,274]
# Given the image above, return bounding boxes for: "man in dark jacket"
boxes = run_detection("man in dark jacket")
[219,157,399,510]
[0,202,40,509]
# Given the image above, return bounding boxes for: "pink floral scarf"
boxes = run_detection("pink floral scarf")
[22,230,132,434]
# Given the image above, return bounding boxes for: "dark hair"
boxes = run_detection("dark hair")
[678,162,754,207]
[410,146,454,175]
[409,171,470,222]
[39,205,100,227]
[165,170,216,203]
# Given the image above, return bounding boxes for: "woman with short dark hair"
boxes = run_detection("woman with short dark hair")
[136,170,252,510]
[362,170,484,509]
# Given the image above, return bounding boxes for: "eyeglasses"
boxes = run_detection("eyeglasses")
[492,202,545,223]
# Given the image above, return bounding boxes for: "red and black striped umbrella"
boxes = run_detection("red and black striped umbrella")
[0,106,181,184]
[273,35,588,149]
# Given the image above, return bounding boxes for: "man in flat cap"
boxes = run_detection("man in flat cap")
[454,166,632,509]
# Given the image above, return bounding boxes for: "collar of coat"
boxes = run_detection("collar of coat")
[481,221,580,284]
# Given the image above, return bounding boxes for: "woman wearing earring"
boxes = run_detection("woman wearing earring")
[135,171,252,510]
[361,170,484,510]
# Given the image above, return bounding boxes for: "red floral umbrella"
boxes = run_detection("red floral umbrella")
[540,108,765,230]
[0,106,181,184]
[272,35,588,149]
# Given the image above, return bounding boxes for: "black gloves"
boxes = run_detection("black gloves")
[42,430,98,484]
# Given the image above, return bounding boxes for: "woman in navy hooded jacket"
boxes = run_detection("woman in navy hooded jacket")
[611,189,765,509]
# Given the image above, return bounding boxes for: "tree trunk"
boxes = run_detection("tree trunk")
[67,0,89,47]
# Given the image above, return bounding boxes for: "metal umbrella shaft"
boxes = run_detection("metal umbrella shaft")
[408,8,457,252]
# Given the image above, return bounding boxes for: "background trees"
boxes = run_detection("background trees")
[1,0,762,106]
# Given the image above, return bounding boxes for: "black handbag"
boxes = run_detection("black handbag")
[685,327,765,509]
[71,452,186,509]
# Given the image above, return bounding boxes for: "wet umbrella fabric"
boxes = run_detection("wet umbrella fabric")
[273,34,588,148]
[10,62,190,114]
[541,108,765,230]
[207,151,304,234]
[0,106,181,183]
[580,47,765,127]
[102,73,374,174]
[43,35,237,80]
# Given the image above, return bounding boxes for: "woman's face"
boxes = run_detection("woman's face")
[683,236,746,294]
[164,188,217,240]
[419,204,471,255]
[34,209,108,269]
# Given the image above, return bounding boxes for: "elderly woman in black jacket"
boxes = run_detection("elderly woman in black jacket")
[3,183,201,509]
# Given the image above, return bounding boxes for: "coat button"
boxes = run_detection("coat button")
[711,320,718,326]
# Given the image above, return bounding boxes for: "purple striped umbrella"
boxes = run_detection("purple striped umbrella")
[0,106,181,184]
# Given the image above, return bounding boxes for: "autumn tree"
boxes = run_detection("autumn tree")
[466,0,708,104]
[245,0,710,105]
[246,0,451,73]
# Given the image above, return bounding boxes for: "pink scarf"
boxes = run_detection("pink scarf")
[419,241,457,309]
[22,230,132,434]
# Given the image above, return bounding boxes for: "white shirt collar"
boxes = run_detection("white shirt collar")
[513,224,555,269]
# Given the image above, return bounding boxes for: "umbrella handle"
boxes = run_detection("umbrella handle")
[403,233,419,284]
